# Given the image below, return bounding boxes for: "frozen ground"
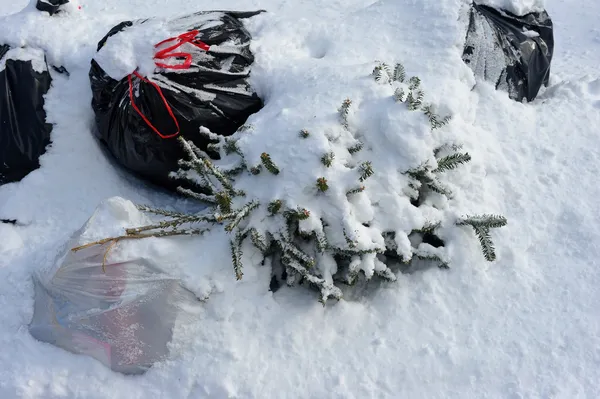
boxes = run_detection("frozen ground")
[0,0,599,398]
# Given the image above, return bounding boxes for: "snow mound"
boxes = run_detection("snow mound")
[475,0,545,15]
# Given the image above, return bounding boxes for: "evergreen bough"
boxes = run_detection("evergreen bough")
[74,61,507,304]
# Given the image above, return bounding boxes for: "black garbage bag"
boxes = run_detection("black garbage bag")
[36,0,69,15]
[462,2,554,102]
[0,45,53,186]
[89,10,265,191]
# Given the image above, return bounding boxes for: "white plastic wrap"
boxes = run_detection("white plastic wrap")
[29,198,200,374]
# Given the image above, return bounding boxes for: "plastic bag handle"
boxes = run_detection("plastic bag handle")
[127,71,180,139]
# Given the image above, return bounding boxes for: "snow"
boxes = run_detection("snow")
[0,46,47,72]
[1,0,599,398]
[475,0,545,15]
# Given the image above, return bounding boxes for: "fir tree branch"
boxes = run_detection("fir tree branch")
[261,153,280,175]
[373,62,392,83]
[394,88,405,102]
[216,192,233,213]
[407,89,424,111]
[280,255,342,303]
[346,186,365,196]
[408,76,421,91]
[457,214,507,229]
[330,246,383,257]
[338,99,352,129]
[316,177,329,192]
[359,161,374,182]
[393,63,406,82]
[348,141,363,154]
[434,152,472,173]
[473,225,496,261]
[273,233,316,268]
[176,187,218,204]
[223,138,240,155]
[321,152,335,167]
[250,228,269,253]
[268,200,283,215]
[299,129,310,138]
[426,177,453,196]
[135,205,187,218]
[312,229,329,253]
[230,233,245,280]
[434,143,464,158]
[224,201,260,232]
[223,162,246,177]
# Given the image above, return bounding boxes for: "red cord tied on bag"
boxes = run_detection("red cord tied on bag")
[127,30,211,139]
[153,30,211,70]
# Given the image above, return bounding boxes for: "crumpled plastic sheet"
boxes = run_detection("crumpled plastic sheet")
[29,231,200,375]
[462,2,554,102]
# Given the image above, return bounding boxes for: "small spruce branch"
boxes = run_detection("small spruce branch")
[215,192,233,213]
[359,161,374,182]
[330,246,383,258]
[338,99,352,129]
[223,162,246,177]
[346,186,365,196]
[316,177,329,192]
[434,152,472,173]
[176,187,218,204]
[273,233,316,268]
[230,233,245,280]
[284,207,311,222]
[422,104,451,130]
[268,200,283,215]
[261,153,280,175]
[280,255,342,303]
[373,62,392,83]
[250,228,269,253]
[456,215,507,261]
[408,76,421,91]
[135,205,187,218]
[321,152,335,167]
[223,138,240,155]
[348,141,363,154]
[407,90,424,111]
[312,229,329,253]
[434,143,464,158]
[413,221,442,235]
[299,129,310,138]
[415,252,450,269]
[224,201,260,232]
[394,88,405,102]
[426,177,453,197]
[457,215,508,229]
[393,63,406,82]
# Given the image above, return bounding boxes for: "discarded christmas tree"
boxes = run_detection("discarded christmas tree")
[74,61,507,304]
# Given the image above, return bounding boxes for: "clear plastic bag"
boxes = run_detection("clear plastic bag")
[29,198,200,374]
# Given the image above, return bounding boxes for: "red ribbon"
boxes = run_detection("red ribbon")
[127,30,211,139]
[153,30,211,70]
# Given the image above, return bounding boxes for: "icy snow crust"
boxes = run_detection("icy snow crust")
[1,0,600,398]
[476,0,545,15]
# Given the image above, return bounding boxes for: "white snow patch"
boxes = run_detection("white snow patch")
[475,0,546,15]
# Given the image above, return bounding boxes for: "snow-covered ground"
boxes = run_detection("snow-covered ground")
[1,0,599,398]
